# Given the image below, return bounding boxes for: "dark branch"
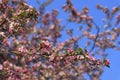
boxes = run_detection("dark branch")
[89,21,100,53]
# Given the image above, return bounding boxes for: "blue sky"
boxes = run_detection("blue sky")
[27,0,120,80]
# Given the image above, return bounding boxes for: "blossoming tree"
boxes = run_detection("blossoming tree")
[0,0,120,80]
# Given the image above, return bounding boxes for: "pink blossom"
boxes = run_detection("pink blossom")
[18,46,28,54]
[0,64,3,70]
[0,32,5,37]
[3,37,10,47]
[104,58,110,67]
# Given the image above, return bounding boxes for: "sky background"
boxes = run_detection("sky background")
[26,0,120,80]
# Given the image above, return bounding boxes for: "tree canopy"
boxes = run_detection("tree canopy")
[0,0,120,80]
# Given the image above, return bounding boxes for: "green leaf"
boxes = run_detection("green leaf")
[38,39,42,43]
[75,48,83,55]
[12,51,18,55]
[14,29,18,32]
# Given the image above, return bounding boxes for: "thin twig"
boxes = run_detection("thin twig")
[89,21,100,53]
